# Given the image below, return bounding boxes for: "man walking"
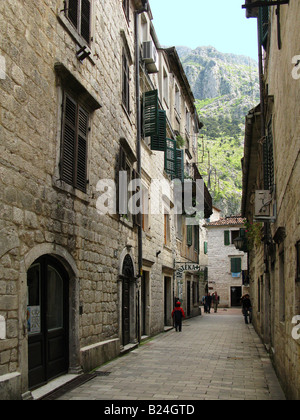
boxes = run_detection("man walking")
[172,301,185,332]
[212,292,220,313]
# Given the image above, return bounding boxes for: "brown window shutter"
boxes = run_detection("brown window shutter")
[61,94,76,186]
[117,146,128,215]
[132,169,141,227]
[76,107,88,192]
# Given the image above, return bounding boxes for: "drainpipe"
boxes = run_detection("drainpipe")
[135,1,149,343]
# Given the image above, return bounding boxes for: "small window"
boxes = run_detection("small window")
[122,51,130,114]
[66,0,91,44]
[163,68,169,105]
[122,0,130,22]
[164,212,170,246]
[61,93,89,192]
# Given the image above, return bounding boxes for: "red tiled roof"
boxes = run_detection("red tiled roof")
[205,216,245,227]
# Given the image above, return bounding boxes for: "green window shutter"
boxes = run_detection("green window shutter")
[224,230,230,246]
[231,258,242,273]
[194,226,199,252]
[176,149,184,182]
[164,138,177,178]
[259,3,269,49]
[151,110,166,151]
[143,90,159,137]
[204,241,208,254]
[187,225,193,247]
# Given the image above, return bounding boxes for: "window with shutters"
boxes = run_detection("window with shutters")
[66,0,91,44]
[231,258,242,274]
[122,51,130,114]
[187,225,193,247]
[61,93,89,193]
[224,230,230,246]
[263,117,274,192]
[165,138,177,179]
[259,2,269,50]
[122,0,130,23]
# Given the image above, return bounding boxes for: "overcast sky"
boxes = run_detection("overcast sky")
[149,0,259,61]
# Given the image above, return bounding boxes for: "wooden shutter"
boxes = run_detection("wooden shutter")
[143,90,159,137]
[61,95,76,186]
[67,0,79,29]
[187,225,193,247]
[176,149,184,182]
[117,146,127,215]
[263,118,274,191]
[122,53,130,113]
[165,138,177,179]
[81,0,91,43]
[132,169,141,227]
[224,230,230,246]
[76,107,88,192]
[231,258,242,273]
[151,110,166,151]
[259,4,269,49]
[61,94,88,192]
[204,241,208,254]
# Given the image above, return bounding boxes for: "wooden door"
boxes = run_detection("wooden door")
[27,256,69,390]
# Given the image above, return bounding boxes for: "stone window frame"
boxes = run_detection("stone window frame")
[57,0,96,65]
[53,63,101,202]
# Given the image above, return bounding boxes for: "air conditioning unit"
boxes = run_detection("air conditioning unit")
[143,41,157,63]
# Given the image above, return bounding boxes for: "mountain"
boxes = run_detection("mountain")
[177,46,260,216]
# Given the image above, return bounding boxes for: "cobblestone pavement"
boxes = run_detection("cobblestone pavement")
[58,309,286,400]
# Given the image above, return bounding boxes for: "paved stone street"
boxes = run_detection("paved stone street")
[58,309,285,400]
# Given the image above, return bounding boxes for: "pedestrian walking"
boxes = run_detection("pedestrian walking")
[172,301,185,332]
[241,294,252,324]
[212,292,220,313]
[204,293,212,314]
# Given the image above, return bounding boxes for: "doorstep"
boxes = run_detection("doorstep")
[31,374,80,400]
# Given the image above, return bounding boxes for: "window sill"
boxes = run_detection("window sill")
[121,103,133,125]
[57,13,95,66]
[52,177,91,204]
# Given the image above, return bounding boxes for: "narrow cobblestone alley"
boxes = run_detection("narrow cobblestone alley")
[55,309,285,401]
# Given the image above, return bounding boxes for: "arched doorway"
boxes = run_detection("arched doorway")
[27,255,69,390]
[121,254,135,347]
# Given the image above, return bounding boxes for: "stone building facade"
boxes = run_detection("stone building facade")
[0,0,211,399]
[242,0,300,400]
[205,210,248,308]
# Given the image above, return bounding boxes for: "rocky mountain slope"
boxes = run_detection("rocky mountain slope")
[177,46,260,216]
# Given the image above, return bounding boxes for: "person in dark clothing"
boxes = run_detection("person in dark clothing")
[172,301,185,332]
[242,294,252,324]
[204,293,212,314]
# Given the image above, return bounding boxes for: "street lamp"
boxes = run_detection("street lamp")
[234,229,248,252]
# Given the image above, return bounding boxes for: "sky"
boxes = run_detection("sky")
[149,0,259,61]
